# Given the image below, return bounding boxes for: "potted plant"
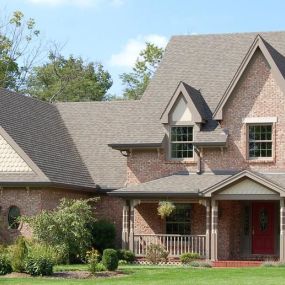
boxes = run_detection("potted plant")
[157,201,175,218]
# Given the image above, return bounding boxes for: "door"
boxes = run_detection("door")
[252,202,275,254]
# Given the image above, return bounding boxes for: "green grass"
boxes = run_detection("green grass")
[2,265,285,285]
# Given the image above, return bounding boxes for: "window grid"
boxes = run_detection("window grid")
[171,126,194,159]
[248,124,272,158]
[166,204,191,235]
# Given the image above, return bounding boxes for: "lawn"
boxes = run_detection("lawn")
[1,265,285,285]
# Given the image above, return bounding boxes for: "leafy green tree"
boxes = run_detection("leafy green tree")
[23,198,98,263]
[120,42,164,100]
[0,10,40,90]
[26,52,113,102]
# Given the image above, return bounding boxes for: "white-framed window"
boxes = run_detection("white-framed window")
[170,126,194,159]
[248,124,273,159]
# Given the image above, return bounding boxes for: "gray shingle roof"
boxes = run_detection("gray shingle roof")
[110,173,232,197]
[0,88,95,189]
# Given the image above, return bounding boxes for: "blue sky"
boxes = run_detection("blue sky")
[2,0,285,95]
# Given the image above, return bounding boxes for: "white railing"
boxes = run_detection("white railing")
[134,234,206,257]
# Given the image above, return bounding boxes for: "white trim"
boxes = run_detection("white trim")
[242,117,277,123]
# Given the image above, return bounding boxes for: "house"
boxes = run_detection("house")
[1,31,285,262]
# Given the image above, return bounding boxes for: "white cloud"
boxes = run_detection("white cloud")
[26,0,125,8]
[109,34,168,68]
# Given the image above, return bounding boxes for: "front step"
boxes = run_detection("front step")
[213,261,263,268]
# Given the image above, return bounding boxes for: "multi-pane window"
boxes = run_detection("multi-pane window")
[8,206,21,229]
[248,124,272,158]
[171,126,193,159]
[166,204,191,235]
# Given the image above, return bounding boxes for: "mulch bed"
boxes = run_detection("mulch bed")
[1,270,126,279]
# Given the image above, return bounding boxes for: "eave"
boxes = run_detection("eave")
[108,142,163,151]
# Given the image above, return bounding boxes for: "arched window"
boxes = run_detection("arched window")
[8,206,21,229]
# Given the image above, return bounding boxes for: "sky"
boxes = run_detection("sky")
[1,0,285,96]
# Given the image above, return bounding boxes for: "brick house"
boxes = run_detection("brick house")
[1,31,285,261]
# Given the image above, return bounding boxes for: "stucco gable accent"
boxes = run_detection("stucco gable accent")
[160,81,205,124]
[203,170,285,197]
[213,35,285,120]
[0,126,48,179]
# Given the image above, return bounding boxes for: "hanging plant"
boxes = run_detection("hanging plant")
[157,201,175,219]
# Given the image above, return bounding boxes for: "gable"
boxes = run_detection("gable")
[213,35,285,120]
[170,94,192,122]
[0,134,33,172]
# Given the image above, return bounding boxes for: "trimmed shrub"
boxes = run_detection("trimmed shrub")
[146,244,169,264]
[117,249,135,263]
[0,256,12,275]
[91,220,116,253]
[25,256,53,276]
[102,249,118,271]
[10,236,28,272]
[86,249,100,274]
[180,253,200,264]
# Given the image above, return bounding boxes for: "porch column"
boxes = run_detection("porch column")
[122,201,129,250]
[211,199,218,261]
[205,200,211,260]
[280,199,285,261]
[129,200,135,252]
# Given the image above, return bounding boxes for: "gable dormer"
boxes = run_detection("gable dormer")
[160,81,205,125]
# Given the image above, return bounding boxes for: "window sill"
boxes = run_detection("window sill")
[165,159,197,165]
[246,158,275,164]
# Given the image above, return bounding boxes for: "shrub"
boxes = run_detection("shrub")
[102,249,118,271]
[180,253,200,264]
[118,259,128,265]
[117,249,135,263]
[0,256,12,275]
[86,249,100,274]
[10,236,28,272]
[95,262,106,272]
[146,244,169,264]
[91,220,116,253]
[189,261,200,267]
[157,201,175,218]
[25,256,53,276]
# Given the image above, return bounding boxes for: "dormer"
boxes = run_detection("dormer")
[161,81,206,126]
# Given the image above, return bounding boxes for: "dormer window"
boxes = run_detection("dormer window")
[248,124,272,159]
[171,126,194,159]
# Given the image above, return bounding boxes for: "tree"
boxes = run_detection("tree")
[120,42,164,100]
[26,52,113,102]
[0,10,41,90]
[23,198,98,263]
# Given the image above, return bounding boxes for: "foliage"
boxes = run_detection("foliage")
[10,236,28,272]
[118,259,128,265]
[91,219,116,253]
[180,253,200,264]
[262,261,285,267]
[0,255,12,275]
[23,198,98,263]
[120,42,164,100]
[157,201,176,218]
[117,249,135,263]
[26,52,112,102]
[102,249,118,271]
[86,249,100,274]
[94,262,106,272]
[146,244,169,264]
[25,256,53,276]
[0,10,41,90]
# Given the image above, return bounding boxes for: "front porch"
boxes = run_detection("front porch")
[112,171,285,261]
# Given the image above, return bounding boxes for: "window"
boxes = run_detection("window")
[248,124,272,158]
[8,206,21,229]
[170,126,194,159]
[166,204,191,235]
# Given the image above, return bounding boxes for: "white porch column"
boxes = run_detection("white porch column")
[205,200,211,260]
[122,202,129,250]
[211,199,218,261]
[280,199,285,261]
[128,199,140,253]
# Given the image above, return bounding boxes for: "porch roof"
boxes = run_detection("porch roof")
[109,173,232,198]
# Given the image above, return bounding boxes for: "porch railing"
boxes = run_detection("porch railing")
[133,234,206,257]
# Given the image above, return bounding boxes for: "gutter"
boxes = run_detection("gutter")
[108,191,200,198]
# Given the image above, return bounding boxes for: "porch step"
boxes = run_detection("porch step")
[213,261,262,268]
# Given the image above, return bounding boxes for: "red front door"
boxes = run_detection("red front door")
[252,202,275,254]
